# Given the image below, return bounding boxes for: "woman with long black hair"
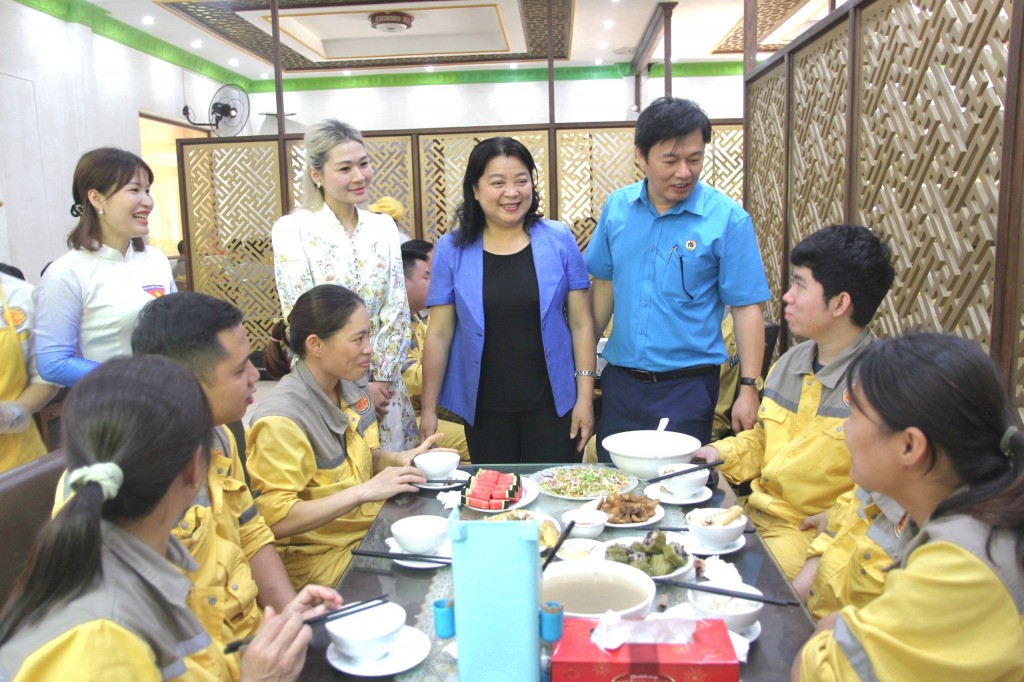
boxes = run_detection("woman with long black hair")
[793,333,1024,680]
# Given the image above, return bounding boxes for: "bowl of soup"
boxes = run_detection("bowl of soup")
[542,559,655,619]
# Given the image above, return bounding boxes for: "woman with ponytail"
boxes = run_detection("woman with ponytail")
[794,333,1024,681]
[0,356,332,681]
[250,284,450,589]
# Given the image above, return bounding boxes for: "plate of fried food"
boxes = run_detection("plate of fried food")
[485,509,561,553]
[532,465,638,500]
[581,492,665,528]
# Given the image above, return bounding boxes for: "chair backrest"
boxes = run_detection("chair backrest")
[763,322,781,379]
[0,450,66,605]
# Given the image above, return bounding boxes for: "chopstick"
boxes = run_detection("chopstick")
[656,526,758,534]
[223,594,390,654]
[352,548,451,565]
[423,479,468,485]
[541,520,575,570]
[653,578,800,607]
[647,460,724,484]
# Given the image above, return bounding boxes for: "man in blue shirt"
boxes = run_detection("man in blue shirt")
[586,97,770,460]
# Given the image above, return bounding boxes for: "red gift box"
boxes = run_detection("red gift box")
[551,617,739,682]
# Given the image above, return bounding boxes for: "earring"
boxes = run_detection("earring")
[98,207,105,215]
[315,181,322,189]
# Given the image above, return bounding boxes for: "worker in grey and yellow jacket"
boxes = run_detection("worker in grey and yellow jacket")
[250,284,451,590]
[693,225,895,579]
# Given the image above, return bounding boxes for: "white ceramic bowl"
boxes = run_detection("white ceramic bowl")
[561,508,609,539]
[689,582,764,632]
[326,601,407,662]
[390,514,448,555]
[603,430,701,480]
[542,559,656,619]
[685,507,747,549]
[657,463,709,498]
[556,538,602,561]
[413,450,461,480]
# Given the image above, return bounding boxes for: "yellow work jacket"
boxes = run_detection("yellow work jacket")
[247,360,383,590]
[716,330,874,527]
[800,514,1024,681]
[806,486,905,620]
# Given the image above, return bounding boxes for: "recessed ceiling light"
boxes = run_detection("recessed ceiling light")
[509,63,518,70]
[599,41,609,50]
[141,16,154,26]
[425,65,434,72]
[259,73,269,79]
[228,58,239,67]
[595,58,604,65]
[190,39,202,49]
[603,20,614,29]
[343,70,352,76]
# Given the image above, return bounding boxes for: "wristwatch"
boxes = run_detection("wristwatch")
[739,376,764,391]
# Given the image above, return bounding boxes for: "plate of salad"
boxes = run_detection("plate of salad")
[532,465,638,500]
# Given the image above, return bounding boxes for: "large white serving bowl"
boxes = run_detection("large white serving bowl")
[542,559,656,619]
[413,450,460,480]
[326,601,407,662]
[390,514,448,555]
[603,429,701,480]
[685,507,747,549]
[689,582,764,632]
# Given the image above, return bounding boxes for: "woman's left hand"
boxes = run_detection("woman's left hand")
[368,381,393,421]
[382,433,454,468]
[570,400,594,453]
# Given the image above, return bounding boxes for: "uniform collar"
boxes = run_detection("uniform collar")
[783,328,874,388]
[101,520,197,606]
[627,179,706,218]
[294,358,375,437]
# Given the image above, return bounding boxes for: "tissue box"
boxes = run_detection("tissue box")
[551,617,739,682]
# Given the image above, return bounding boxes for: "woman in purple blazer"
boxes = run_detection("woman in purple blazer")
[419,138,595,464]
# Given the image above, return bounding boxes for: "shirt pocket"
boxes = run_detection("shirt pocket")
[662,249,717,306]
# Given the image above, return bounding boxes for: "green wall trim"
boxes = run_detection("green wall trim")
[16,0,740,93]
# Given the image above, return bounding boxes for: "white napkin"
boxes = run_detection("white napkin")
[436,490,462,509]
[590,611,697,651]
[702,555,743,585]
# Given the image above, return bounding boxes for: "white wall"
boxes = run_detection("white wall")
[0,2,223,282]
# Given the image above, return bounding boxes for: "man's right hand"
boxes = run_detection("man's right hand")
[690,445,721,464]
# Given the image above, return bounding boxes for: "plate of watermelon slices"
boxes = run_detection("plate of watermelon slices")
[460,469,540,513]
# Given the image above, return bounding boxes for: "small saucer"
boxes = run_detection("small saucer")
[732,620,762,643]
[415,469,471,491]
[326,626,430,675]
[385,537,452,569]
[681,533,746,556]
[644,484,713,506]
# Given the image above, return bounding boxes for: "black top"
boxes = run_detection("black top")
[477,244,550,412]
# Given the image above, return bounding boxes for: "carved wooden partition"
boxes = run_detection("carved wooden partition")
[179,122,745,352]
[745,0,1024,425]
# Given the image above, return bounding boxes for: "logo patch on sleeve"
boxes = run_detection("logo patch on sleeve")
[143,285,167,297]
[6,307,27,328]
[354,395,372,414]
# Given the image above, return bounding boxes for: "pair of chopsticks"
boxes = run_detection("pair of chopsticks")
[657,526,758,534]
[424,478,468,485]
[541,520,576,570]
[353,548,451,565]
[653,578,800,607]
[646,460,723,484]
[223,594,390,654]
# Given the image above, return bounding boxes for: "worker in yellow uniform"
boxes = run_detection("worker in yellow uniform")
[791,486,904,620]
[710,309,741,442]
[251,285,447,589]
[0,269,58,472]
[56,292,306,679]
[400,239,470,462]
[794,333,1024,681]
[693,225,895,579]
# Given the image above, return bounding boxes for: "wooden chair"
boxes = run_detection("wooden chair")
[0,450,66,604]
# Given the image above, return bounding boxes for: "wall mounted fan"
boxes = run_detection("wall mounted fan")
[182,84,250,137]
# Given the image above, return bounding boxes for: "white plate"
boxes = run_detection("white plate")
[415,469,471,491]
[556,538,603,561]
[384,537,452,569]
[734,620,762,643]
[470,476,540,513]
[644,484,713,506]
[326,626,430,676]
[590,534,695,578]
[581,498,665,528]
[532,465,639,500]
[681,533,746,556]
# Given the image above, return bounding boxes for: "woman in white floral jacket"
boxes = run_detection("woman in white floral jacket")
[271,119,417,450]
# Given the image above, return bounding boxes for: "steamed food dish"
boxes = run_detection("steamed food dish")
[598,492,659,524]
[487,509,560,548]
[604,530,690,577]
[701,505,744,527]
